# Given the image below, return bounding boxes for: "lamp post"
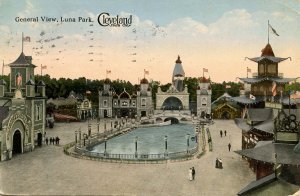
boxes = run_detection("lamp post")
[164,135,168,156]
[83,133,87,146]
[97,118,100,136]
[75,130,78,145]
[104,137,107,156]
[104,120,107,132]
[186,133,190,153]
[88,119,91,136]
[78,129,82,147]
[135,136,138,158]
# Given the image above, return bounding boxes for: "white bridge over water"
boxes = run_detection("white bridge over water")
[152,110,193,124]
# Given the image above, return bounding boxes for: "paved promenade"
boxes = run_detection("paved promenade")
[0,119,255,195]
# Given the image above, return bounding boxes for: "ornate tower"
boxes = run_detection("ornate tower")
[9,52,35,93]
[99,78,113,118]
[172,55,185,92]
[137,78,153,117]
[197,77,212,117]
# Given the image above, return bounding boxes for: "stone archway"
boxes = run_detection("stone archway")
[164,117,179,124]
[104,110,108,118]
[141,111,147,117]
[37,133,42,146]
[12,130,22,154]
[221,111,231,119]
[162,96,183,110]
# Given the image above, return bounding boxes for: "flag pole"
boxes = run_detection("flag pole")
[41,64,43,77]
[202,68,204,78]
[268,20,269,44]
[2,60,4,76]
[247,67,248,78]
[22,32,24,53]
[106,70,107,79]
[144,69,145,79]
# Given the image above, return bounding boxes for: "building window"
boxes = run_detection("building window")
[202,98,207,106]
[258,64,265,75]
[104,100,107,107]
[141,99,146,106]
[132,101,136,107]
[35,105,42,121]
[267,64,276,75]
[122,101,128,106]
[114,101,117,106]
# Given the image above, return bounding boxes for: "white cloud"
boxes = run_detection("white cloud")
[166,17,208,36]
[17,0,36,18]
[272,11,294,22]
[0,25,10,34]
[208,9,257,35]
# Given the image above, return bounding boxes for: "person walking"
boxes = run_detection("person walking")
[220,130,223,138]
[188,168,193,181]
[192,167,195,180]
[45,137,48,145]
[228,143,231,152]
[49,137,52,145]
[224,130,227,136]
[57,137,60,145]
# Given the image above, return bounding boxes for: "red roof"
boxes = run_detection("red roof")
[140,78,149,84]
[261,43,275,57]
[199,77,210,83]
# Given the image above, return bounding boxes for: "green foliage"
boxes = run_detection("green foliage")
[1,73,242,105]
[0,75,9,84]
[285,82,300,92]
[184,77,198,101]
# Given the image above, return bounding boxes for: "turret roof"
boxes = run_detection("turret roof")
[173,55,185,77]
[9,52,36,67]
[245,43,291,63]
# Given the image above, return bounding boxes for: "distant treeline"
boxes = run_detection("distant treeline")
[1,74,300,105]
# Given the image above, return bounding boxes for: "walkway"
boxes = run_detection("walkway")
[0,119,255,195]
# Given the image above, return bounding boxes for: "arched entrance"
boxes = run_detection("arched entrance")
[164,117,179,124]
[141,111,147,117]
[104,110,108,118]
[120,109,129,118]
[37,133,42,146]
[162,97,183,110]
[221,111,230,119]
[201,111,206,118]
[12,130,22,154]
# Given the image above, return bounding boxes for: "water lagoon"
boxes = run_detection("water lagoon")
[91,123,197,154]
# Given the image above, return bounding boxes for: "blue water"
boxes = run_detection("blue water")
[91,124,197,154]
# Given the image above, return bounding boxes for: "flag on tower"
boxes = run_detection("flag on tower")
[41,65,47,69]
[269,24,279,36]
[203,68,208,72]
[247,68,251,73]
[23,36,31,42]
[272,81,277,97]
[106,70,111,74]
[144,69,149,75]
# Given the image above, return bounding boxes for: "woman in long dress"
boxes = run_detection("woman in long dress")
[188,168,193,181]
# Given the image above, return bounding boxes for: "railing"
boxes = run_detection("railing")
[66,119,200,162]
[75,144,198,161]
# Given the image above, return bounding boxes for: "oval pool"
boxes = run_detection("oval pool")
[91,123,197,154]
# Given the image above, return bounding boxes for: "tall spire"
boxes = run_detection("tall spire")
[268,20,269,44]
[175,55,182,64]
[22,32,24,53]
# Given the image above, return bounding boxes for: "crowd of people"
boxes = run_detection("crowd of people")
[45,137,60,145]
